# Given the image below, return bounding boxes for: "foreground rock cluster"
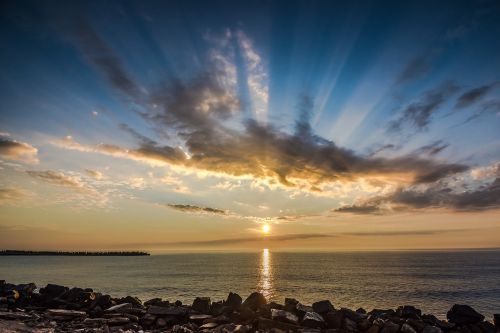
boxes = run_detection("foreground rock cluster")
[1,281,498,333]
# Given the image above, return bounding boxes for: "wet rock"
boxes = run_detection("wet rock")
[399,306,422,319]
[193,297,211,314]
[296,303,315,317]
[47,309,87,320]
[138,313,156,327]
[175,300,183,306]
[402,323,419,333]
[210,301,228,316]
[422,325,443,333]
[40,284,68,298]
[299,329,322,333]
[226,292,242,309]
[242,292,267,311]
[116,296,143,308]
[271,308,299,325]
[105,303,132,313]
[369,309,396,319]
[156,317,168,328]
[222,323,251,333]
[343,317,358,333]
[358,318,371,331]
[447,305,485,325]
[269,301,284,310]
[147,305,188,316]
[284,298,299,312]
[381,321,400,333]
[257,317,301,331]
[313,300,335,314]
[323,310,343,329]
[90,294,112,310]
[83,318,109,326]
[236,306,255,321]
[302,311,326,329]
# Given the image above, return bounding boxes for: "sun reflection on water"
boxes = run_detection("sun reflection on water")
[258,248,274,300]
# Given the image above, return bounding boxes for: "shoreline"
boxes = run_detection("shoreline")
[1,280,498,333]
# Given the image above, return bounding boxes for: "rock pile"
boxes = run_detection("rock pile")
[0,280,498,333]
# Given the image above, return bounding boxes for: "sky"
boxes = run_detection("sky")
[1,0,500,252]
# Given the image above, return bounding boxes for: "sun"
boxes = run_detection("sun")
[262,224,270,234]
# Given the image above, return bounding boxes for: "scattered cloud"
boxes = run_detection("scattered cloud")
[26,170,85,189]
[0,135,38,164]
[0,186,30,204]
[454,82,498,109]
[84,169,104,180]
[413,140,449,156]
[166,203,227,215]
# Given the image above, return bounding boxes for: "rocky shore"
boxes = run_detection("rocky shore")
[0,281,498,333]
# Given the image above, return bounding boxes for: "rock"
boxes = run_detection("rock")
[269,301,284,310]
[284,298,299,312]
[210,301,228,316]
[90,294,112,310]
[0,311,33,320]
[422,325,443,333]
[144,297,163,306]
[299,329,322,333]
[175,300,183,306]
[357,308,367,314]
[200,322,219,329]
[83,318,109,326]
[221,323,251,333]
[193,297,211,314]
[47,309,87,319]
[370,309,396,319]
[237,306,255,321]
[105,303,132,313]
[341,308,366,322]
[402,323,418,333]
[477,321,496,333]
[40,284,68,298]
[226,292,242,309]
[117,296,143,308]
[381,321,400,333]
[271,308,300,325]
[399,306,422,319]
[447,305,485,325]
[189,314,213,324]
[407,318,427,332]
[242,292,266,310]
[323,310,343,329]
[343,317,358,332]
[367,324,382,333]
[302,311,326,328]
[139,313,156,327]
[358,318,371,331]
[107,316,130,326]
[147,305,188,316]
[156,317,168,328]
[313,300,335,314]
[257,317,301,331]
[494,314,500,330]
[296,303,314,316]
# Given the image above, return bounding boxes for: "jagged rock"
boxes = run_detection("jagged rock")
[477,321,496,333]
[90,294,112,310]
[271,308,299,325]
[269,301,284,310]
[236,306,255,321]
[367,323,382,333]
[104,303,132,313]
[83,318,108,326]
[117,296,143,308]
[358,318,370,331]
[47,309,87,320]
[40,284,68,298]
[257,317,301,331]
[370,309,396,319]
[296,303,314,316]
[242,292,266,310]
[302,311,326,328]
[156,317,168,328]
[284,298,299,312]
[175,300,183,306]
[402,322,419,333]
[341,308,366,322]
[221,323,251,333]
[139,313,156,327]
[356,308,367,314]
[407,318,427,332]
[147,305,188,316]
[343,317,358,332]
[226,292,242,309]
[0,311,33,320]
[144,297,162,306]
[447,305,485,325]
[193,297,211,314]
[323,310,343,329]
[381,321,400,333]
[422,325,443,333]
[313,300,335,313]
[399,306,422,319]
[210,301,228,316]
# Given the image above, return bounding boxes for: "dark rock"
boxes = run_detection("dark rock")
[271,308,299,325]
[302,311,326,328]
[367,324,382,333]
[148,305,188,316]
[494,314,500,330]
[402,323,419,333]
[341,308,366,323]
[156,317,168,328]
[313,300,335,314]
[284,298,299,312]
[90,294,112,310]
[104,303,132,313]
[237,306,255,321]
[269,301,284,310]
[242,292,266,311]
[399,306,422,319]
[381,321,400,333]
[299,329,322,333]
[257,317,301,331]
[47,309,87,320]
[0,311,33,320]
[40,284,68,298]
[210,301,228,316]
[200,322,219,329]
[343,317,358,333]
[476,321,496,333]
[369,309,396,319]
[296,303,315,317]
[144,297,163,306]
[139,313,157,327]
[189,313,213,324]
[324,310,343,329]
[422,326,444,333]
[358,318,371,331]
[447,305,485,325]
[226,292,242,309]
[175,300,183,306]
[117,296,143,308]
[356,308,367,314]
[469,324,483,333]
[192,297,211,314]
[107,316,130,326]
[407,318,427,332]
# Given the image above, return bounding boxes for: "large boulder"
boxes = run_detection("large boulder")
[271,308,299,325]
[242,292,266,311]
[422,325,443,333]
[447,305,485,325]
[302,311,326,328]
[401,323,418,333]
[226,292,242,309]
[312,300,335,313]
[192,297,211,314]
[494,314,500,330]
[398,306,422,319]
[323,310,343,329]
[257,317,300,331]
[381,321,400,333]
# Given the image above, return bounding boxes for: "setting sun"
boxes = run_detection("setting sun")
[262,224,270,234]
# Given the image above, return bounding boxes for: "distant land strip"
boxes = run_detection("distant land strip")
[0,250,150,256]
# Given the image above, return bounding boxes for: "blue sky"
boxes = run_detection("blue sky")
[1,0,500,250]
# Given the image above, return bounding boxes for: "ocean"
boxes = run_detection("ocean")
[1,250,499,319]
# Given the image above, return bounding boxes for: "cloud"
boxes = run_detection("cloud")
[334,164,500,214]
[413,140,449,156]
[71,19,142,99]
[0,135,38,164]
[455,82,498,109]
[388,82,460,133]
[84,169,104,180]
[396,49,441,85]
[0,186,30,203]
[26,170,85,189]
[166,203,227,215]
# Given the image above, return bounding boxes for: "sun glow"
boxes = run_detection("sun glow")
[262,224,270,234]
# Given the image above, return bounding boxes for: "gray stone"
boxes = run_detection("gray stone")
[200,322,219,329]
[271,308,299,325]
[105,303,132,313]
[402,323,418,333]
[47,309,87,318]
[302,311,326,328]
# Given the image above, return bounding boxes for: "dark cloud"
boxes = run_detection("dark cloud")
[414,140,449,156]
[334,167,500,214]
[26,170,84,189]
[367,144,399,157]
[166,204,227,215]
[388,82,460,133]
[455,83,498,109]
[72,19,142,99]
[119,124,158,146]
[461,99,500,124]
[396,49,441,85]
[0,135,38,164]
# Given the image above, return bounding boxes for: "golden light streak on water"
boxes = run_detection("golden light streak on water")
[258,248,274,299]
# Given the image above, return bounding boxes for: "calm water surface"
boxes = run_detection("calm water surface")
[1,250,499,319]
